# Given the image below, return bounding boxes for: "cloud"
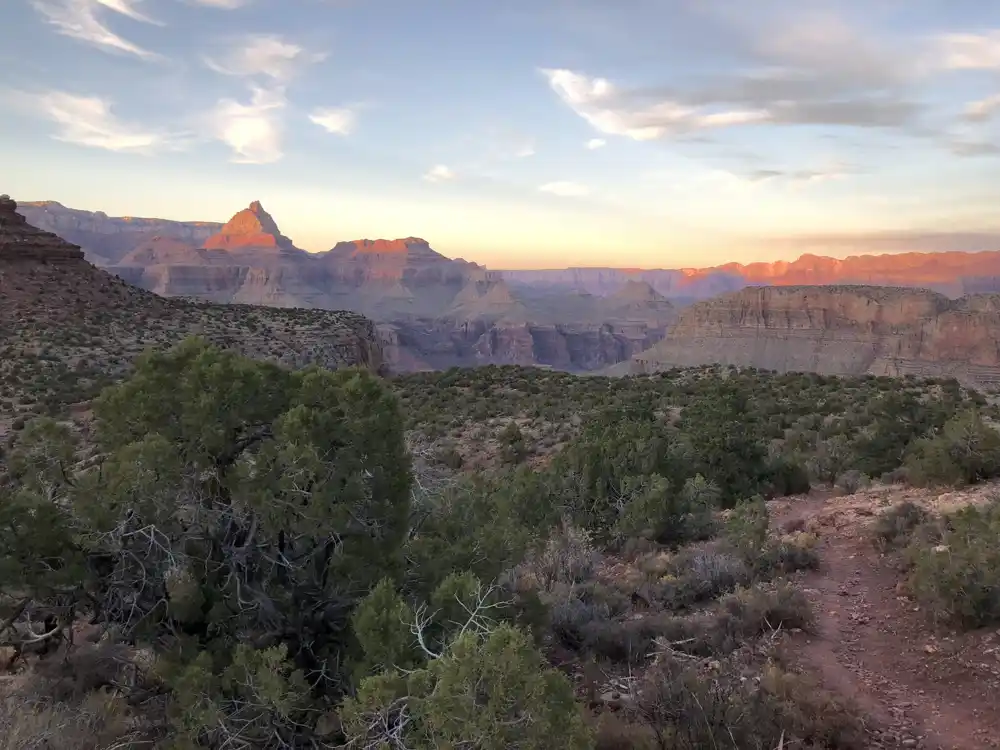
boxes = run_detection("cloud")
[541,13,929,142]
[948,139,1000,157]
[964,93,1000,121]
[10,89,170,153]
[515,142,536,158]
[204,34,325,82]
[538,181,589,197]
[586,138,606,150]
[30,0,161,59]
[542,68,770,140]
[744,166,850,186]
[309,107,357,135]
[206,86,286,164]
[423,164,456,182]
[938,31,1000,70]
[188,0,250,7]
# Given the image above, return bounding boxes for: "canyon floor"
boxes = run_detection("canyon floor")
[771,485,1000,750]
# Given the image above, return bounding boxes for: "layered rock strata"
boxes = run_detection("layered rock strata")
[631,285,1000,387]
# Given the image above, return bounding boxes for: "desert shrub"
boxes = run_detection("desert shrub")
[766,455,812,496]
[725,496,770,566]
[688,583,814,656]
[590,712,657,750]
[515,522,600,594]
[835,469,871,494]
[0,690,145,750]
[657,549,752,610]
[1,338,414,745]
[760,534,822,574]
[905,411,1000,486]
[870,501,930,550]
[550,596,613,651]
[406,468,559,595]
[614,473,719,547]
[633,654,865,750]
[341,623,592,749]
[906,500,1000,628]
[571,583,812,665]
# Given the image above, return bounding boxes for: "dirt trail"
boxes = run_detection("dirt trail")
[772,490,1000,750]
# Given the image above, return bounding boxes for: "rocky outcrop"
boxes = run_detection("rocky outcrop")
[0,195,86,263]
[203,201,299,255]
[0,198,387,390]
[16,200,220,264]
[631,285,1000,387]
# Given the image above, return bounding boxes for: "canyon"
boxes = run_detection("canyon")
[18,200,676,372]
[14,198,1000,383]
[624,285,1000,387]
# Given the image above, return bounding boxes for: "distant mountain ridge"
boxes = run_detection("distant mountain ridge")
[19,197,1000,379]
[21,200,1000,301]
[501,249,1000,300]
[18,199,675,372]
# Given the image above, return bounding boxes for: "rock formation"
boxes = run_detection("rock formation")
[15,200,220,264]
[203,201,299,254]
[0,195,86,263]
[0,198,387,392]
[629,285,1000,387]
[4,199,682,372]
[502,249,1000,301]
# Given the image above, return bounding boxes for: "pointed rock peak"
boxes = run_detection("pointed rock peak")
[0,195,85,263]
[203,200,295,252]
[612,279,667,302]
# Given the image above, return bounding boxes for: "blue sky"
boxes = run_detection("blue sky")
[2,0,1000,268]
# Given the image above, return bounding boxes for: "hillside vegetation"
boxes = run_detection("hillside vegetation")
[3,348,1000,749]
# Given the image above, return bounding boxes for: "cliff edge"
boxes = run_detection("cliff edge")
[631,285,1000,387]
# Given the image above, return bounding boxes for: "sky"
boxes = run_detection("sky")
[2,0,1000,269]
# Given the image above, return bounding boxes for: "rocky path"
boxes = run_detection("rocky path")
[773,492,1000,750]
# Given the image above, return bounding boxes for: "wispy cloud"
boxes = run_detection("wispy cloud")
[586,138,606,150]
[743,159,855,186]
[938,31,1000,70]
[423,164,456,182]
[203,34,325,82]
[187,0,251,7]
[542,68,770,141]
[309,107,357,135]
[9,89,172,153]
[538,181,589,197]
[542,12,930,144]
[30,0,162,59]
[206,86,286,164]
[948,139,1000,157]
[964,93,1000,121]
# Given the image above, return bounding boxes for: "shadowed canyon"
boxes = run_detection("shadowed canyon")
[14,199,1000,385]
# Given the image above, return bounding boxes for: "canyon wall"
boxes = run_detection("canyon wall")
[630,285,1000,387]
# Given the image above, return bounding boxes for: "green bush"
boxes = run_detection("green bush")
[870,501,930,550]
[633,654,865,750]
[341,624,592,749]
[905,411,1000,486]
[906,500,1000,629]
